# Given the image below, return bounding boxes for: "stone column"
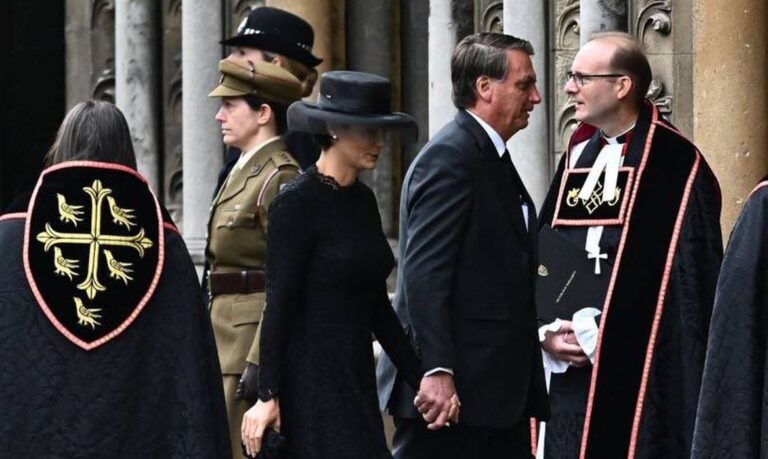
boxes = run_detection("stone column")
[693,0,768,236]
[401,0,429,165]
[504,0,550,208]
[346,0,395,235]
[182,0,223,266]
[115,0,160,190]
[580,0,627,45]
[428,0,458,137]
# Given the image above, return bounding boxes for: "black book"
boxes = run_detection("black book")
[536,224,612,323]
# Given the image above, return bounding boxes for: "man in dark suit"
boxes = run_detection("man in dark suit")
[376,32,550,458]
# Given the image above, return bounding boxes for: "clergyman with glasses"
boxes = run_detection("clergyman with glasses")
[534,32,722,458]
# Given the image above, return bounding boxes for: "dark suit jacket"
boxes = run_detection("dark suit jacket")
[376,109,549,429]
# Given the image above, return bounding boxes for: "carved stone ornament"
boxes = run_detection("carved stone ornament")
[480,1,504,33]
[636,0,672,43]
[93,62,115,103]
[556,0,581,49]
[646,78,672,114]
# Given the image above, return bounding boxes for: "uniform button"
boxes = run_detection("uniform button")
[234,204,241,210]
[251,164,261,173]
[227,220,234,228]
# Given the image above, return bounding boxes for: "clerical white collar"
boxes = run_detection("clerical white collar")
[465,109,507,158]
[600,124,635,145]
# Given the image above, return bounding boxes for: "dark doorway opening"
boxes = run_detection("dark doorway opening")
[0,1,65,209]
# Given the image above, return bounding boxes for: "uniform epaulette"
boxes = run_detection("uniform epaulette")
[270,150,300,170]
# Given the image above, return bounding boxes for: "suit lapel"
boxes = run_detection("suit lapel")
[455,110,530,241]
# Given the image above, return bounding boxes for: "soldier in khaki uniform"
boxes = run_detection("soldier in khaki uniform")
[206,56,302,458]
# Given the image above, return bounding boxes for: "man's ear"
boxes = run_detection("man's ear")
[616,76,634,102]
[475,76,493,103]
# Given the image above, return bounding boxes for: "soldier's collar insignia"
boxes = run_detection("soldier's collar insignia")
[552,167,635,227]
[23,161,164,350]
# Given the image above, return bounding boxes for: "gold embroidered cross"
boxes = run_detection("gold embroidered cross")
[36,179,153,300]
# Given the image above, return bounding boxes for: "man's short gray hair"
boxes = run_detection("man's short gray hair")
[451,32,534,109]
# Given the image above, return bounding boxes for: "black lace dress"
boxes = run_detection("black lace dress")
[258,167,422,459]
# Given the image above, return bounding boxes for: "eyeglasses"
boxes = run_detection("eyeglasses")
[566,71,625,88]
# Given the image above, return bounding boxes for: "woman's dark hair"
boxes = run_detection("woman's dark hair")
[45,100,137,169]
[313,134,333,150]
[243,94,288,135]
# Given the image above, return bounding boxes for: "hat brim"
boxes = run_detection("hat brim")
[288,101,417,134]
[208,84,250,98]
[220,34,323,68]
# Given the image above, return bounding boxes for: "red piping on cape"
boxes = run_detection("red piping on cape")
[578,106,659,459]
[530,418,538,456]
[627,127,701,458]
[0,212,27,222]
[163,222,181,235]
[22,160,165,351]
[748,181,768,199]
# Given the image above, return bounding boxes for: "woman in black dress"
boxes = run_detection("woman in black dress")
[240,72,442,458]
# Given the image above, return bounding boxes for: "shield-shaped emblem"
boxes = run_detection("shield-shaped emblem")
[24,161,164,350]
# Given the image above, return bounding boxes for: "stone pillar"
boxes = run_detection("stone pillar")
[346,0,395,235]
[428,0,458,137]
[504,0,550,208]
[401,0,429,165]
[693,1,768,236]
[182,0,223,266]
[580,0,627,45]
[115,0,160,190]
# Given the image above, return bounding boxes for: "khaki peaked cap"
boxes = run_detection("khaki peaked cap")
[208,57,302,105]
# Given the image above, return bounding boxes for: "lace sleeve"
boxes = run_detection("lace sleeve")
[258,189,313,396]
[372,281,422,391]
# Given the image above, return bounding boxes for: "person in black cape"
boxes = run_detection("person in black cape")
[691,177,768,458]
[240,71,457,458]
[0,100,231,458]
[536,33,722,458]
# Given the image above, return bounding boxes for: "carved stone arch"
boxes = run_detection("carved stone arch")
[91,0,115,29]
[556,0,580,49]
[90,0,115,104]
[478,1,504,34]
[168,54,183,125]
[556,102,578,153]
[168,0,182,18]
[634,0,672,46]
[92,60,115,103]
[167,0,182,27]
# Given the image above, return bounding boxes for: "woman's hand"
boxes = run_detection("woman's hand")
[241,398,280,457]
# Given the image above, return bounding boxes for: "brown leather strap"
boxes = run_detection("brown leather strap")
[209,270,266,296]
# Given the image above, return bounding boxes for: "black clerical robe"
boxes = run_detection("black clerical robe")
[691,178,768,458]
[537,102,723,458]
[0,163,231,458]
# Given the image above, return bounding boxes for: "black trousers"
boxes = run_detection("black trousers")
[392,416,533,459]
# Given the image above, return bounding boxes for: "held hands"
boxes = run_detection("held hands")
[413,373,461,430]
[541,320,589,367]
[241,398,280,457]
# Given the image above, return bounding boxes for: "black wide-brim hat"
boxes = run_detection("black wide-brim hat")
[288,71,417,136]
[221,7,323,69]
